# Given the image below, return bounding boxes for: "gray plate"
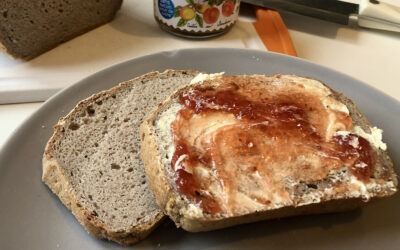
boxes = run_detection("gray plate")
[0,48,399,250]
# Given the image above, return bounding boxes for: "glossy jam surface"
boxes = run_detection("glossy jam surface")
[170,76,376,215]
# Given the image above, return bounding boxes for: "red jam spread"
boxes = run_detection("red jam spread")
[170,76,376,215]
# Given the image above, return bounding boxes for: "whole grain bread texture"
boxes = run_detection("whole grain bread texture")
[140,74,398,232]
[42,70,200,245]
[0,0,122,60]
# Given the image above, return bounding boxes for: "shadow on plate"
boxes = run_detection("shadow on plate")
[140,210,361,249]
[135,193,398,249]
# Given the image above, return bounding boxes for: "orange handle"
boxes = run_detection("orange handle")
[252,7,297,57]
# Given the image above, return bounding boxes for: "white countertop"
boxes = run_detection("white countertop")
[0,0,399,150]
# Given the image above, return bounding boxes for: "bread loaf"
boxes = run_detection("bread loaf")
[0,0,122,60]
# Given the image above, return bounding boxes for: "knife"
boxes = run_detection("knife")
[242,0,400,32]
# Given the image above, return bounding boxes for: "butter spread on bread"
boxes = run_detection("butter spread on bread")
[140,73,397,232]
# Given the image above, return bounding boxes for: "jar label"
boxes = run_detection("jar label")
[155,0,240,32]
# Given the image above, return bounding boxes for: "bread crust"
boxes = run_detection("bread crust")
[42,156,165,244]
[140,74,398,232]
[42,70,199,244]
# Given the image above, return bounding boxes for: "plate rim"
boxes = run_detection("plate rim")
[2,47,400,166]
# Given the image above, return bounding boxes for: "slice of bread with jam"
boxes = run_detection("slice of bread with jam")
[140,73,398,232]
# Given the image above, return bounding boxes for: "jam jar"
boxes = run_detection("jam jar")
[154,0,240,38]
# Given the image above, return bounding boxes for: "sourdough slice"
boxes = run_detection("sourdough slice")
[42,70,199,244]
[0,0,122,60]
[140,74,398,232]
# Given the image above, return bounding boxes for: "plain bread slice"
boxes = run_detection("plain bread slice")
[42,70,199,244]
